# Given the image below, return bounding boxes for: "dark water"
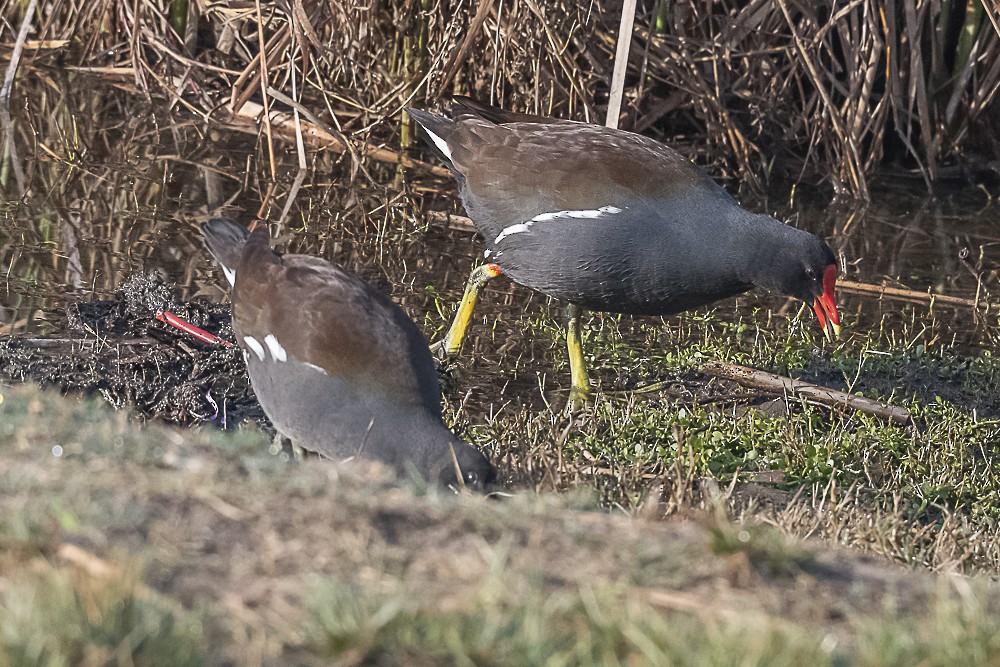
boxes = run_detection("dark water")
[2,81,997,420]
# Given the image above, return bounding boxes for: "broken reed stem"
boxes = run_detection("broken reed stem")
[0,0,38,106]
[0,0,38,196]
[703,361,912,425]
[254,0,277,183]
[605,0,637,129]
[225,100,451,178]
[231,27,291,113]
[275,44,308,234]
[436,0,498,95]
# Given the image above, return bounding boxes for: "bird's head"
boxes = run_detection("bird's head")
[438,443,496,493]
[763,232,841,341]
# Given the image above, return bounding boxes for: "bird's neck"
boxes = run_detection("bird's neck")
[729,211,798,289]
[361,409,459,470]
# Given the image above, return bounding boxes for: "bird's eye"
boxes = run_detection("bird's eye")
[805,268,816,280]
[465,471,480,486]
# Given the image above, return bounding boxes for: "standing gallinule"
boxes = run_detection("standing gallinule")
[407,98,841,406]
[201,218,494,489]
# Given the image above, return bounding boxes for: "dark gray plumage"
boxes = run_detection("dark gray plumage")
[407,99,840,328]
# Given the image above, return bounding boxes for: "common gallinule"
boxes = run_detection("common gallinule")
[407,98,841,406]
[201,218,494,489]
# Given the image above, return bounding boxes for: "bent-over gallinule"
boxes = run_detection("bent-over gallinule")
[201,218,494,489]
[407,97,841,407]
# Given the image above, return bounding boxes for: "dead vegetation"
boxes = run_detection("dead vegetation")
[2,1,999,200]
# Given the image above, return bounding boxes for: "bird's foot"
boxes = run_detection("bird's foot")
[429,338,462,362]
[429,338,448,359]
[274,433,306,461]
[564,385,593,412]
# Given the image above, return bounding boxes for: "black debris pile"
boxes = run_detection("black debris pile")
[0,273,269,430]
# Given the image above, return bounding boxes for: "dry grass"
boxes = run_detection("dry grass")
[2,1,999,199]
[3,383,1000,665]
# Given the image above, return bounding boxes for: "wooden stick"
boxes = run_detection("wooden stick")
[702,361,911,424]
[838,279,984,309]
[426,210,477,233]
[604,0,637,129]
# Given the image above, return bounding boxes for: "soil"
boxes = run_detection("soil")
[0,273,267,430]
[2,271,994,450]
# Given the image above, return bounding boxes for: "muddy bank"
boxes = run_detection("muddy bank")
[2,271,997,444]
[0,273,265,430]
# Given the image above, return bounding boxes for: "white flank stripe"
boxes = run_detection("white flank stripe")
[494,206,623,245]
[303,361,328,375]
[494,223,532,244]
[222,265,237,287]
[483,249,492,258]
[532,205,623,222]
[243,336,265,361]
[423,127,452,162]
[263,334,288,362]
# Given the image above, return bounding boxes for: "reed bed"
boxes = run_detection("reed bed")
[1,0,997,199]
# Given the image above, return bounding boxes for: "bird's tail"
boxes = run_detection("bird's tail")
[405,108,459,164]
[450,96,560,125]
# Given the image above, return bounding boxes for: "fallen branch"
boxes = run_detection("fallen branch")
[838,279,984,309]
[702,361,911,424]
[426,210,477,233]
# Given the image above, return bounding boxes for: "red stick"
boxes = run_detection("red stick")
[156,311,235,348]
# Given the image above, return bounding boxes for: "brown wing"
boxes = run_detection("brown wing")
[450,120,723,215]
[232,235,440,414]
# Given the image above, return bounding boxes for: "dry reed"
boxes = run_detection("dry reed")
[0,0,997,199]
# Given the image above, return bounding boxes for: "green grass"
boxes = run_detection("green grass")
[2,385,1000,665]
[0,551,207,667]
[305,575,832,666]
[456,301,1000,572]
[860,587,1000,666]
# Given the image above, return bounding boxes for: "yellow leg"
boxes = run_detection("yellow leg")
[436,264,502,356]
[565,303,592,410]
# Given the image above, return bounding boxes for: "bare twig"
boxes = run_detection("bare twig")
[0,0,38,196]
[838,279,987,310]
[703,361,912,424]
[254,0,277,183]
